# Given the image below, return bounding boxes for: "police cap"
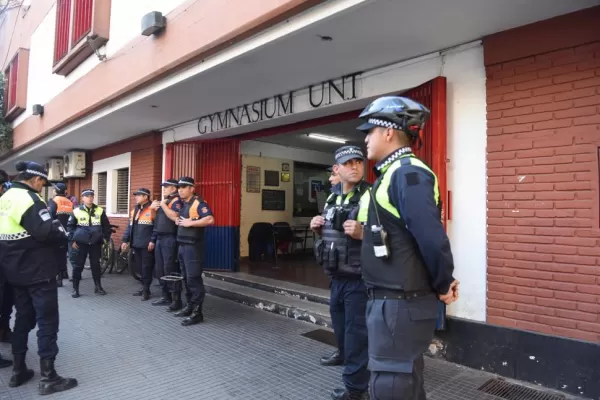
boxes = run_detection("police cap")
[54,183,67,194]
[133,188,151,196]
[161,179,179,188]
[81,188,95,197]
[15,161,49,181]
[334,145,364,165]
[178,177,195,187]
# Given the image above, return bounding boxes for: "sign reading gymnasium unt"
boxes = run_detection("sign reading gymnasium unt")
[197,72,362,134]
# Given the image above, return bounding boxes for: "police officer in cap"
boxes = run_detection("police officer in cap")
[311,146,370,400]
[67,188,111,298]
[355,96,459,400]
[0,161,77,394]
[150,179,184,310]
[174,177,214,326]
[0,169,13,364]
[48,183,73,287]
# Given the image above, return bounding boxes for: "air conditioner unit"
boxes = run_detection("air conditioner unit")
[45,158,64,181]
[63,151,86,178]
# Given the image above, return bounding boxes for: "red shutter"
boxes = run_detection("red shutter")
[365,76,448,228]
[8,56,18,110]
[54,0,72,64]
[72,0,94,46]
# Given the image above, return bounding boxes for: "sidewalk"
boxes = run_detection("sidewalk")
[0,272,585,400]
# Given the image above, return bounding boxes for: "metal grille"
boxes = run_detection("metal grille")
[72,0,93,46]
[96,172,107,208]
[54,0,71,64]
[116,168,129,214]
[477,378,565,400]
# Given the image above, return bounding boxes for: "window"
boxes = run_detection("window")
[293,161,331,217]
[92,152,130,216]
[96,172,107,207]
[116,168,129,214]
[52,0,110,76]
[2,49,29,122]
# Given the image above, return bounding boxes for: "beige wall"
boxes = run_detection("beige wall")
[240,154,295,257]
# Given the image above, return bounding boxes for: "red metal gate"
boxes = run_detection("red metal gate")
[365,76,448,228]
[165,140,241,270]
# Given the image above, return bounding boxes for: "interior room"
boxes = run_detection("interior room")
[239,118,366,289]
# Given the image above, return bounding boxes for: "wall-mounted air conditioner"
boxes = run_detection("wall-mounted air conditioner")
[63,151,86,178]
[45,158,64,181]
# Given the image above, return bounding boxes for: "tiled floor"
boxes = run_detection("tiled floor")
[0,271,584,400]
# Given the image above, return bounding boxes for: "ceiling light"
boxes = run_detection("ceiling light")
[307,133,346,144]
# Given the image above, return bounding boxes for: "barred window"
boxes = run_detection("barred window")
[116,168,129,214]
[96,172,107,208]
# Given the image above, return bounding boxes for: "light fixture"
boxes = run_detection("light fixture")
[141,11,167,36]
[32,104,44,116]
[307,133,347,144]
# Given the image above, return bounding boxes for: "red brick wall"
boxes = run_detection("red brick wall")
[66,131,163,247]
[484,9,600,343]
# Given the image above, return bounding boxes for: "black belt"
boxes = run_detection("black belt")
[367,288,431,300]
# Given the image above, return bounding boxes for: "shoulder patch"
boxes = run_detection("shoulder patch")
[38,209,51,221]
[201,207,208,214]
[405,172,420,186]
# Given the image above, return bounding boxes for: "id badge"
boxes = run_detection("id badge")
[325,207,335,221]
[370,225,389,259]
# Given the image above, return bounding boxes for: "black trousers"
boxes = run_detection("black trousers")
[12,280,59,360]
[132,247,155,288]
[155,235,178,295]
[72,243,102,281]
[177,243,205,305]
[0,281,14,331]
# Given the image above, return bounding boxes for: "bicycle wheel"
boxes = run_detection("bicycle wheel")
[99,239,114,275]
[114,248,129,274]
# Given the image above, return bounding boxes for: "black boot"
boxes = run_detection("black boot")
[181,304,204,326]
[320,350,344,366]
[0,353,12,368]
[71,280,80,298]
[38,359,77,395]
[94,278,106,295]
[174,302,193,317]
[9,355,33,387]
[168,292,182,312]
[152,292,172,306]
[331,388,366,400]
[141,286,150,301]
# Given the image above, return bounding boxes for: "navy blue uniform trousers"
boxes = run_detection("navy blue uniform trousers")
[177,243,205,305]
[72,243,102,281]
[132,247,155,288]
[12,280,59,360]
[366,293,438,400]
[155,235,178,294]
[330,278,369,393]
[0,281,14,332]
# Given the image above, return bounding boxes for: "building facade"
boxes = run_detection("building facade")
[1,0,599,397]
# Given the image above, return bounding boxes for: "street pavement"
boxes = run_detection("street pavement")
[0,271,578,400]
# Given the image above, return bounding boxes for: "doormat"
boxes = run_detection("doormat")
[477,378,566,400]
[301,329,337,347]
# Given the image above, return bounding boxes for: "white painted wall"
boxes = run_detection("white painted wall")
[12,0,187,128]
[105,0,187,57]
[163,44,488,322]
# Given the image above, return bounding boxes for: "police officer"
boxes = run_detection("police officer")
[150,179,183,309]
[48,183,73,287]
[122,188,157,301]
[174,177,214,326]
[355,97,459,400]
[0,161,77,394]
[328,166,341,187]
[0,169,13,365]
[67,189,111,298]
[311,146,370,400]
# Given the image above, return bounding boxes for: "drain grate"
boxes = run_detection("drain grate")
[301,329,337,347]
[478,378,566,400]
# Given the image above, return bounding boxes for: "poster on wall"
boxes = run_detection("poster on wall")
[246,166,261,193]
[309,178,325,203]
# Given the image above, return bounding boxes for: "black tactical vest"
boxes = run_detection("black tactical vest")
[176,196,205,245]
[154,196,179,235]
[361,177,433,292]
[314,181,369,278]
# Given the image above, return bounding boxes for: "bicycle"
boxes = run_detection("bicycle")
[100,224,119,275]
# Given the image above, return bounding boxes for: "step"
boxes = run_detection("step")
[204,276,332,328]
[203,271,330,305]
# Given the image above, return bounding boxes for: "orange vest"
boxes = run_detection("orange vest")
[130,204,155,225]
[53,196,73,215]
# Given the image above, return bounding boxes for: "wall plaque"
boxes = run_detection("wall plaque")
[246,166,261,193]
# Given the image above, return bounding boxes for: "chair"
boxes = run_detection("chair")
[247,222,276,262]
[273,222,305,255]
